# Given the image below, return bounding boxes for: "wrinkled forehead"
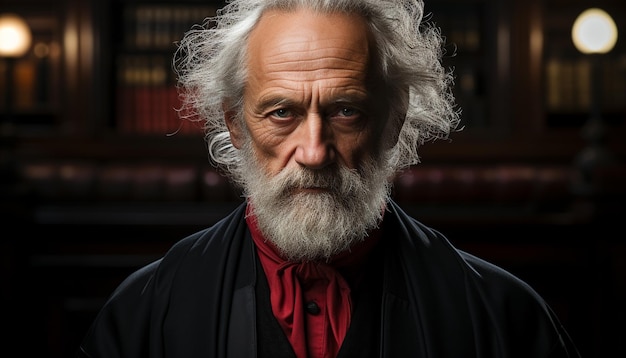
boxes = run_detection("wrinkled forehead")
[246,8,375,75]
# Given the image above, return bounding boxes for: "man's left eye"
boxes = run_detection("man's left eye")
[329,106,365,127]
[339,108,356,116]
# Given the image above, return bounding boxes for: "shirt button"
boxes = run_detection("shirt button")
[305,301,320,315]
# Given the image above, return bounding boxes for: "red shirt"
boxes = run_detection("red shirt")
[246,205,381,358]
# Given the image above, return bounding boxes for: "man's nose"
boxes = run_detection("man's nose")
[294,114,335,169]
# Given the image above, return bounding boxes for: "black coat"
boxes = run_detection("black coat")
[78,200,580,357]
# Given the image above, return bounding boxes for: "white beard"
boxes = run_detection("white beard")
[239,141,392,262]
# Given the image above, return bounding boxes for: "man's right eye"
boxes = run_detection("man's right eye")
[270,108,293,120]
[273,109,289,117]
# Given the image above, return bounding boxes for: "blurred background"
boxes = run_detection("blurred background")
[1,0,624,356]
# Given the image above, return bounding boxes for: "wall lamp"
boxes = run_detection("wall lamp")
[0,13,31,186]
[0,13,32,58]
[572,8,618,55]
[570,8,619,196]
[0,12,32,126]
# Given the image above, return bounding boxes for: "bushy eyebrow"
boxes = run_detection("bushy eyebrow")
[332,94,369,106]
[255,96,296,112]
[255,92,370,112]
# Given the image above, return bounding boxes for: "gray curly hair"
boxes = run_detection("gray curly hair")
[174,0,460,185]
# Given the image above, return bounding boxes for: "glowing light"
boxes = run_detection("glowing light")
[572,8,618,54]
[0,13,32,57]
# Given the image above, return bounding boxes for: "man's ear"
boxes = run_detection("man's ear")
[223,102,243,149]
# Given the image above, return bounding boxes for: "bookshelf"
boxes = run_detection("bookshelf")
[110,0,221,136]
[2,0,622,160]
[541,0,626,128]
[424,0,507,130]
[1,0,622,200]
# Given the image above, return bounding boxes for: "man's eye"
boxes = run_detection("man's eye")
[332,107,362,120]
[339,108,356,117]
[270,108,292,119]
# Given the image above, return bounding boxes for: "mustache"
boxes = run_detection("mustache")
[273,165,360,194]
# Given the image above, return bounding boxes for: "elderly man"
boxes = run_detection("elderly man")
[79,0,580,357]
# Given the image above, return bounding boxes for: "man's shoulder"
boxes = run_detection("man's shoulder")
[108,202,250,300]
[165,202,249,257]
[457,249,549,307]
[113,202,249,290]
[386,200,546,305]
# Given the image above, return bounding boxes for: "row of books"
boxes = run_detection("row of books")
[394,165,573,206]
[19,161,574,205]
[544,57,626,113]
[432,7,482,53]
[20,162,239,202]
[114,3,218,135]
[545,57,591,112]
[123,4,218,50]
[115,54,203,136]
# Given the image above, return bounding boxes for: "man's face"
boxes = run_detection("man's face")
[226,9,393,261]
[228,8,388,178]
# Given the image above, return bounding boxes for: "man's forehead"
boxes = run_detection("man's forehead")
[247,8,372,64]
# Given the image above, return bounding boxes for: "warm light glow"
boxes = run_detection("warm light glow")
[0,13,32,57]
[572,8,618,54]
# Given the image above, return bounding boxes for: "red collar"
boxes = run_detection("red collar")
[245,203,382,358]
